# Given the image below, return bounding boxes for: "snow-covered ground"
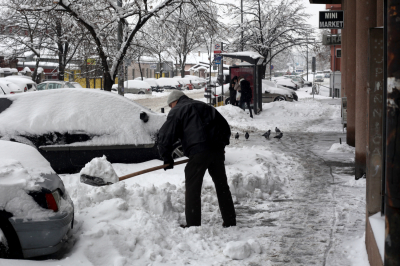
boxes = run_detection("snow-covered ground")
[1,88,369,266]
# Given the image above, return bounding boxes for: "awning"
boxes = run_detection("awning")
[220,51,265,65]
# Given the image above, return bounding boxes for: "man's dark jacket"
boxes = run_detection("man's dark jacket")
[158,95,231,158]
[240,79,252,102]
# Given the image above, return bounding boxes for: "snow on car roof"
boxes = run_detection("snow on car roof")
[0,89,166,146]
[154,78,180,86]
[124,80,151,89]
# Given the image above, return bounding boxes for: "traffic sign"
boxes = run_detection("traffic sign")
[214,43,221,54]
[270,65,274,70]
[214,54,222,65]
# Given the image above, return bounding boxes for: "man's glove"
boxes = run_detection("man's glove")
[163,156,174,171]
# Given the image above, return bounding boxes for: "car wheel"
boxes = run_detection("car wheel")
[0,217,23,259]
[138,91,145,94]
[225,97,230,105]
[274,96,286,101]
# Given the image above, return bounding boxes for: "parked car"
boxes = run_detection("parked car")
[155,78,182,90]
[315,74,325,82]
[173,78,194,90]
[37,81,76,90]
[0,80,23,95]
[290,76,312,87]
[2,76,37,92]
[69,82,84,88]
[123,80,152,94]
[324,73,331,78]
[0,140,74,259]
[261,80,297,102]
[144,78,163,92]
[0,88,179,173]
[273,77,298,90]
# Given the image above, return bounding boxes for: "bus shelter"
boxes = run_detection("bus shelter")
[221,51,266,114]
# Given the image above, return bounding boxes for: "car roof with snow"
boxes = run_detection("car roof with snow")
[155,78,180,86]
[0,88,166,147]
[124,80,151,89]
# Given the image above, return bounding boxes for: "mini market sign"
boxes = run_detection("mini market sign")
[319,11,344,29]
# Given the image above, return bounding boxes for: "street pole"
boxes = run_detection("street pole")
[270,47,272,81]
[221,42,224,105]
[241,0,243,51]
[117,0,124,96]
[332,44,336,99]
[306,37,308,81]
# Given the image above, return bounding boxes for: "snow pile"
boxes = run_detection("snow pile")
[0,89,166,146]
[328,143,355,154]
[223,239,262,260]
[217,98,341,133]
[80,155,119,184]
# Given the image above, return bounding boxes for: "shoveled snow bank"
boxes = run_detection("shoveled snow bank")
[217,98,341,133]
[0,140,58,220]
[80,156,118,184]
[223,239,262,260]
[0,89,166,146]
[328,143,355,154]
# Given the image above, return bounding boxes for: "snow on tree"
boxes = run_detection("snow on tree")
[227,0,315,76]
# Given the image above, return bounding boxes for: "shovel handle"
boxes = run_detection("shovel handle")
[118,158,190,181]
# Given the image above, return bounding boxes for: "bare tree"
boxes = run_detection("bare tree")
[228,0,314,75]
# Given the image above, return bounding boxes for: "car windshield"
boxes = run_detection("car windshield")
[37,83,46,90]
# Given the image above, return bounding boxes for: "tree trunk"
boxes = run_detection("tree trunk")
[103,72,113,91]
[138,57,143,80]
[32,57,40,83]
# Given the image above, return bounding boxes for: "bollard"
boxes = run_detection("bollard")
[161,108,164,113]
[339,138,342,144]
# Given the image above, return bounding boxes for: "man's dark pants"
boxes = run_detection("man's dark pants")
[184,148,236,226]
[240,99,253,118]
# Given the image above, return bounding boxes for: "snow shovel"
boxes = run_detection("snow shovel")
[80,158,190,187]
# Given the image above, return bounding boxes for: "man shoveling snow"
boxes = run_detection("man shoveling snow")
[158,91,236,228]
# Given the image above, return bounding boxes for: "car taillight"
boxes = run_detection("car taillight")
[10,92,15,94]
[45,190,60,212]
[24,87,27,92]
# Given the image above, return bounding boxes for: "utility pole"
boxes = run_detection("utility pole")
[332,44,336,99]
[306,37,308,81]
[117,0,124,96]
[241,0,243,51]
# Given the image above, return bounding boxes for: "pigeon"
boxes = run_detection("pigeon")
[274,132,283,140]
[235,132,239,140]
[275,127,281,134]
[245,132,249,140]
[262,130,271,139]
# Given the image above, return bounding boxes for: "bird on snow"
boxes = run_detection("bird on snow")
[245,132,249,140]
[274,132,283,140]
[262,130,271,139]
[275,127,281,134]
[235,132,239,140]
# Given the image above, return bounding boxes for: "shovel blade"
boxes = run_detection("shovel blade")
[80,174,113,187]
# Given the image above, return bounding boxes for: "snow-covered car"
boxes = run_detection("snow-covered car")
[0,80,23,95]
[123,80,152,94]
[315,75,324,82]
[155,78,183,90]
[144,78,163,92]
[36,81,75,90]
[261,80,297,102]
[291,76,312,87]
[273,77,298,90]
[0,89,168,173]
[2,76,37,92]
[0,140,74,259]
[173,77,193,90]
[69,82,83,88]
[111,84,118,91]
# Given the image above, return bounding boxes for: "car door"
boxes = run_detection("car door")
[262,90,275,103]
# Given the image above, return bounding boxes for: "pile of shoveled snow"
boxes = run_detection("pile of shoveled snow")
[0,89,166,146]
[51,143,300,265]
[216,98,341,133]
[328,143,355,154]
[80,156,119,184]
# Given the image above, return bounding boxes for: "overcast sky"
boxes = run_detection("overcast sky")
[301,0,327,28]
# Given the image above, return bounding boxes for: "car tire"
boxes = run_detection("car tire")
[274,96,286,102]
[171,145,184,159]
[225,97,230,105]
[0,217,23,259]
[138,91,145,94]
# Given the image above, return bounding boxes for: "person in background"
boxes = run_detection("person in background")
[229,76,238,106]
[158,90,236,228]
[239,76,253,118]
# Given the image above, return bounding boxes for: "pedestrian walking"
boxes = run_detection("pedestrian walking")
[229,76,238,106]
[158,91,236,228]
[239,76,253,118]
